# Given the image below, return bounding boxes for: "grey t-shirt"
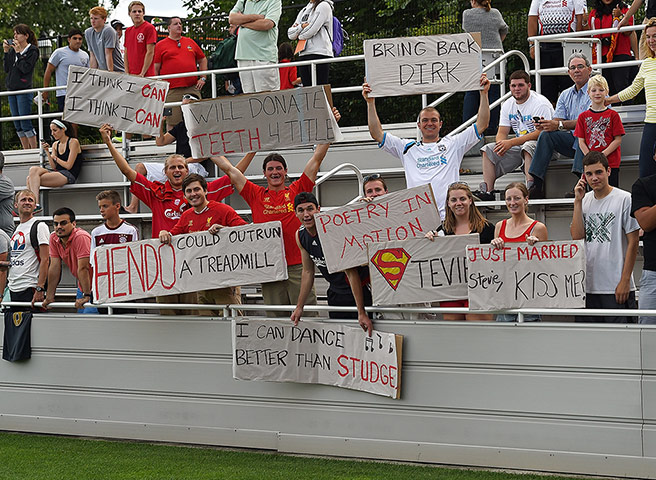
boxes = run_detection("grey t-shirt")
[48,46,90,97]
[84,25,124,72]
[0,174,15,238]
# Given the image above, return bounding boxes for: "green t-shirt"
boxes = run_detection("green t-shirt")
[231,0,281,63]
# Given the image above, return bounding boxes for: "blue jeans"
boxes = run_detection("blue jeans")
[463,83,500,134]
[528,130,583,181]
[76,288,99,314]
[639,123,656,178]
[8,92,36,138]
[639,269,656,324]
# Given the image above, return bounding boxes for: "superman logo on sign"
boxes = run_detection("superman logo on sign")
[370,248,411,291]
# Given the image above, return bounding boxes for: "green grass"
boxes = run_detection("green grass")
[0,431,588,480]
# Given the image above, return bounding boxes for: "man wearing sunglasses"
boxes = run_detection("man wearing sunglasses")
[154,16,207,129]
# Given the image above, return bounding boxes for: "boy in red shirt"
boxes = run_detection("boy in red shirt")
[124,1,157,77]
[574,74,625,187]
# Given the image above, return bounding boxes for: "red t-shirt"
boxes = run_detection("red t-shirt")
[279,59,297,90]
[49,228,92,289]
[170,200,246,235]
[240,174,315,266]
[574,108,625,169]
[124,21,157,76]
[154,36,205,89]
[589,8,633,58]
[207,175,234,202]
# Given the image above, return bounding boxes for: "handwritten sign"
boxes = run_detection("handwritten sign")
[62,66,169,136]
[364,33,482,97]
[232,319,403,399]
[466,240,586,311]
[92,222,286,303]
[368,235,477,306]
[181,85,343,158]
[315,185,441,274]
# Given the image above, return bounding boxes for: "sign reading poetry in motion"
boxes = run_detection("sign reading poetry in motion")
[466,240,587,311]
[92,222,286,303]
[364,33,482,97]
[63,66,169,136]
[315,185,441,273]
[369,235,478,305]
[182,85,342,158]
[232,319,403,399]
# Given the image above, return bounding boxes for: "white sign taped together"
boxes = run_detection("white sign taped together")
[232,319,403,399]
[62,66,169,136]
[314,185,441,274]
[182,85,342,158]
[368,235,478,306]
[92,222,287,303]
[466,240,587,311]
[364,33,482,97]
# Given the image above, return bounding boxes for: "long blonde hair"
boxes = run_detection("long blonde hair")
[443,182,488,234]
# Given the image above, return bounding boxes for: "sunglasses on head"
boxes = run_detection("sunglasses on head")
[363,173,381,183]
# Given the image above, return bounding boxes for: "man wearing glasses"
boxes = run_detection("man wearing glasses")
[154,16,208,129]
[527,53,592,199]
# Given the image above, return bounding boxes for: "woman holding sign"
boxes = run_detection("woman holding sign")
[28,120,83,211]
[426,182,495,321]
[491,182,548,322]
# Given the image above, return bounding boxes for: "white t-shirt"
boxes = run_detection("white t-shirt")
[379,124,483,219]
[8,218,50,292]
[529,0,585,34]
[90,220,139,266]
[582,187,640,294]
[499,90,554,137]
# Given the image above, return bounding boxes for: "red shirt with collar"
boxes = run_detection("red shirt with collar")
[49,227,92,288]
[170,200,246,235]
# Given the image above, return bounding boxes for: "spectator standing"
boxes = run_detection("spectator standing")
[363,74,490,219]
[154,17,207,129]
[229,0,282,93]
[631,173,656,323]
[589,0,636,95]
[476,70,554,199]
[619,0,656,59]
[607,18,656,178]
[462,0,508,134]
[528,0,585,105]
[528,53,592,199]
[571,152,639,322]
[278,43,300,89]
[85,6,124,72]
[90,190,139,252]
[44,207,98,314]
[0,190,49,309]
[0,153,16,237]
[362,174,388,200]
[124,1,157,77]
[111,20,125,57]
[3,24,38,150]
[574,75,625,186]
[42,28,89,118]
[287,0,334,87]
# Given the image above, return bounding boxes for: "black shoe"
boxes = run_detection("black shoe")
[527,184,545,199]
[472,190,495,201]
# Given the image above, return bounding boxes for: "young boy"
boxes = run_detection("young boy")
[574,75,625,187]
[91,190,139,253]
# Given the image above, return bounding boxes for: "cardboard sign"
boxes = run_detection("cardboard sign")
[368,235,478,306]
[181,85,343,158]
[364,33,482,97]
[92,222,287,303]
[232,319,403,399]
[315,185,441,274]
[466,240,587,311]
[62,66,169,136]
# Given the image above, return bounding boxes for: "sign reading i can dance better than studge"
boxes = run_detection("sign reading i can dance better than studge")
[232,319,403,399]
[92,222,287,303]
[364,33,482,97]
[62,66,169,136]
[182,85,342,158]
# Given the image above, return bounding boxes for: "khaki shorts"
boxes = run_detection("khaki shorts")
[261,263,317,318]
[166,86,201,129]
[481,141,537,178]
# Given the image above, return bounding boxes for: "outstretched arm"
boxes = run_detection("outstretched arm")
[211,155,247,192]
[291,233,315,326]
[362,82,384,143]
[302,107,340,182]
[345,268,373,337]
[475,74,491,134]
[100,124,137,182]
[234,151,256,173]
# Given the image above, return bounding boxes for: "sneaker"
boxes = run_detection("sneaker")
[527,184,545,199]
[111,136,123,143]
[472,190,495,201]
[34,204,43,214]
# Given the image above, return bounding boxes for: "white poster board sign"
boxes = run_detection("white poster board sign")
[92,222,287,303]
[182,85,342,158]
[232,319,403,399]
[315,185,441,274]
[62,66,169,136]
[466,240,586,311]
[368,234,477,306]
[364,33,482,97]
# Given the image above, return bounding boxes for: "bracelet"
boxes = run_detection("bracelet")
[82,293,91,297]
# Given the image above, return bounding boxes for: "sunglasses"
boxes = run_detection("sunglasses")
[363,173,381,183]
[177,41,181,48]
[182,94,198,100]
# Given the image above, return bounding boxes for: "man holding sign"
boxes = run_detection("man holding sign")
[363,74,490,219]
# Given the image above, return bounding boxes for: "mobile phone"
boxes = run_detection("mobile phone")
[163,107,172,116]
[6,39,14,46]
[532,116,541,123]
[581,173,587,184]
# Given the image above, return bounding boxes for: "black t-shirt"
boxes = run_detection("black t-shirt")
[170,121,192,158]
[648,1,656,19]
[444,221,496,244]
[631,174,656,271]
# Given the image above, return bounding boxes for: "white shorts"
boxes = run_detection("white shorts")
[144,162,208,183]
[237,60,280,93]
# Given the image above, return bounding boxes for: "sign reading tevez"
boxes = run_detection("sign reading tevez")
[232,319,403,399]
[62,66,169,136]
[368,235,477,306]
[466,240,586,311]
[92,222,286,303]
[315,185,441,273]
[182,85,342,158]
[364,33,482,97]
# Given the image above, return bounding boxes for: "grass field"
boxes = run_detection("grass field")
[0,431,591,480]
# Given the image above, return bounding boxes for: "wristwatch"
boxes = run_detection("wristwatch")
[35,286,44,292]
[82,292,91,297]
[558,120,564,130]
